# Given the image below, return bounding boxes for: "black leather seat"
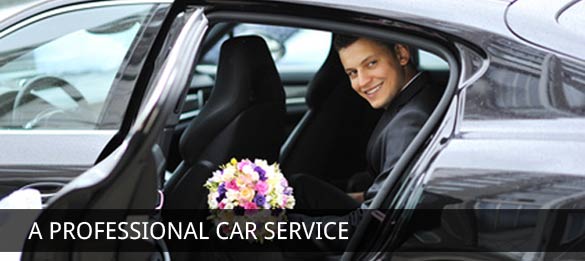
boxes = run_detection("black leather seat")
[164,36,285,209]
[280,43,382,191]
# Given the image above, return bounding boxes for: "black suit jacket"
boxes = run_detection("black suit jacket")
[364,72,443,203]
[287,72,443,252]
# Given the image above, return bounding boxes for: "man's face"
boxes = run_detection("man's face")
[339,38,409,109]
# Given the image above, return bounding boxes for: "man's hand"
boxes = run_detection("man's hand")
[347,192,364,203]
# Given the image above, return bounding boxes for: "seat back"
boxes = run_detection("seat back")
[280,44,381,190]
[164,36,285,209]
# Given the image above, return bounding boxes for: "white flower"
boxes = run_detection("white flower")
[242,164,254,175]
[254,159,268,167]
[226,190,239,201]
[223,166,235,180]
[275,194,284,207]
[210,170,223,183]
[285,196,296,209]
[208,192,219,209]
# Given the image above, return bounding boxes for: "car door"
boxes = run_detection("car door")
[0,1,172,203]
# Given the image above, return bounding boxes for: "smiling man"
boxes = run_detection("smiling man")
[291,35,443,210]
[335,35,441,204]
[338,37,418,110]
[287,35,444,252]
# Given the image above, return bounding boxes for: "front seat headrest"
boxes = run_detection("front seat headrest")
[179,36,284,164]
[305,44,349,109]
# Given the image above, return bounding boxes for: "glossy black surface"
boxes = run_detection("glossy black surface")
[0,0,584,259]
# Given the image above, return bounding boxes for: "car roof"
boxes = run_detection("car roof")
[2,0,583,61]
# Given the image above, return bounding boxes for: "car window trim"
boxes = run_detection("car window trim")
[94,2,186,163]
[96,3,172,129]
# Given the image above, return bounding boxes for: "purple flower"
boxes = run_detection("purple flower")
[218,183,227,195]
[283,187,293,196]
[254,166,267,181]
[216,194,226,202]
[253,194,266,207]
[216,184,227,202]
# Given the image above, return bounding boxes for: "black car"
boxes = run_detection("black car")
[0,0,584,260]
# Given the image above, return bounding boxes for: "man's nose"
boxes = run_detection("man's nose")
[357,71,371,88]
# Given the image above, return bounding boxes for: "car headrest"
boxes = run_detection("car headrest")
[305,42,352,109]
[179,36,284,164]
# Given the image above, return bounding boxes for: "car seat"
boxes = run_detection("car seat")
[163,35,286,209]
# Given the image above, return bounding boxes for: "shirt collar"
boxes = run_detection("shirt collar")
[400,71,422,93]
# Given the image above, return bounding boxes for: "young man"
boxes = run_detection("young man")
[292,35,442,209]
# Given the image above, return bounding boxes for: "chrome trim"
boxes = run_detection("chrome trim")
[0,0,171,39]
[286,97,306,105]
[179,110,200,121]
[134,9,208,133]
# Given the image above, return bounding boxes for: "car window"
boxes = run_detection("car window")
[200,23,331,72]
[419,49,449,70]
[181,23,331,121]
[0,4,154,130]
[183,23,448,123]
[199,24,448,72]
[558,1,585,38]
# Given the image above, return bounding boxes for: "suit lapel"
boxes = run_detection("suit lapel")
[366,72,429,175]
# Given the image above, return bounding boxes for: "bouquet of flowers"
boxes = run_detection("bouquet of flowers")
[204,158,295,241]
[205,158,295,210]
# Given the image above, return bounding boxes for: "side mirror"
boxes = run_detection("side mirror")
[262,35,285,62]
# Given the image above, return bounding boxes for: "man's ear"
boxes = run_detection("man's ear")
[394,44,411,66]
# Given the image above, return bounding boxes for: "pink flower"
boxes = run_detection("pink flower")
[237,159,251,171]
[255,181,269,195]
[218,202,226,209]
[226,179,239,190]
[244,201,259,210]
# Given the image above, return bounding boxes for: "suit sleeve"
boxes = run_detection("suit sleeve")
[363,108,428,203]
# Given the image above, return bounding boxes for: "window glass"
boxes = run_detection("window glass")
[200,23,331,74]
[558,1,585,38]
[0,4,154,129]
[186,23,450,123]
[419,49,449,70]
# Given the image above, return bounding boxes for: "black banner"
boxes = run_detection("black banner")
[0,209,585,254]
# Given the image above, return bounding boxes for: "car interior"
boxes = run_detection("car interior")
[157,18,451,260]
[162,21,450,198]
[14,7,454,259]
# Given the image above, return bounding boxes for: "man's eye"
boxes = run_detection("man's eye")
[347,71,357,78]
[368,60,378,67]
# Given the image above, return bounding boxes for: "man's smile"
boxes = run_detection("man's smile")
[364,82,383,97]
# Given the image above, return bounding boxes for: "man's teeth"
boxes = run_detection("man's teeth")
[366,85,381,95]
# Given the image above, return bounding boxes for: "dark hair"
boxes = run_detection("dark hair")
[333,34,360,51]
[333,34,396,52]
[332,34,418,67]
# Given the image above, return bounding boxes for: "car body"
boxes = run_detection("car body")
[0,0,584,260]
